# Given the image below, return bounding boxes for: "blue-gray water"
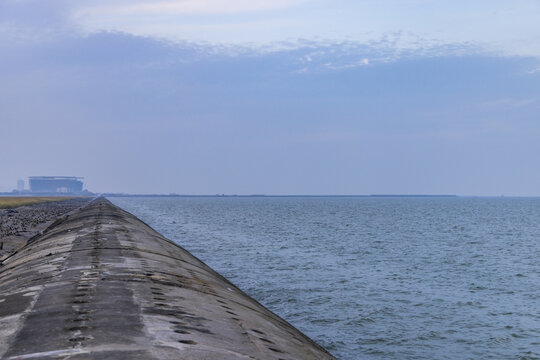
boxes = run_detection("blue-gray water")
[108,197,540,359]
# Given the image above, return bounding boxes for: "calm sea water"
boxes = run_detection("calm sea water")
[108,197,540,359]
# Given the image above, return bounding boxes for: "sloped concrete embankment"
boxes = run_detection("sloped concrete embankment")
[0,198,335,359]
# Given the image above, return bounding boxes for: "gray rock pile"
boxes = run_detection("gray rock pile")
[0,198,92,260]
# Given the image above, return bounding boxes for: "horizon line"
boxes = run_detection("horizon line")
[97,193,538,198]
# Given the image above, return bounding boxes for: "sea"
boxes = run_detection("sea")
[108,196,540,360]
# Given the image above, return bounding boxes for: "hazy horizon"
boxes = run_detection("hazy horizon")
[1,1,539,195]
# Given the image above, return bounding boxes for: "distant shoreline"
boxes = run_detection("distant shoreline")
[99,194,539,198]
[4,193,538,198]
[102,194,459,198]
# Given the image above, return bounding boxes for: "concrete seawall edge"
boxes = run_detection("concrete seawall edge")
[0,197,336,359]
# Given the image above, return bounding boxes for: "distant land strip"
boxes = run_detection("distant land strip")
[100,194,459,198]
[0,197,79,209]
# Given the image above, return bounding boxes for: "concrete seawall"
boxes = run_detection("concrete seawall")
[0,198,336,359]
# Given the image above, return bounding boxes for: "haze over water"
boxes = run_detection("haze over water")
[109,196,540,359]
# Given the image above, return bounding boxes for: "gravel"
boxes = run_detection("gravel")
[0,198,92,260]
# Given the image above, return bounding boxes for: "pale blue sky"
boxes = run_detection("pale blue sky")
[1,1,539,195]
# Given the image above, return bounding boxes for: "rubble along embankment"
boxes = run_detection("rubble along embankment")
[0,197,92,260]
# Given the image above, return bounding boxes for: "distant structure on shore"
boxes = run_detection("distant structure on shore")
[28,176,85,194]
[16,179,25,192]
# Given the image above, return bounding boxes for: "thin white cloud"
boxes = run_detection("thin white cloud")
[2,0,540,59]
[74,0,310,16]
[480,98,538,109]
[65,0,540,58]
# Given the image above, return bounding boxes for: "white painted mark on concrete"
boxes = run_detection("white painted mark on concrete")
[8,348,90,359]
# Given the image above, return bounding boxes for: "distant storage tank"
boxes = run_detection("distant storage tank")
[29,176,84,193]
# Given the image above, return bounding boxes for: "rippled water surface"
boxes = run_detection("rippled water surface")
[108,196,540,359]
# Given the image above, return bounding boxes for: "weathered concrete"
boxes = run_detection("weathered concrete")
[0,198,335,359]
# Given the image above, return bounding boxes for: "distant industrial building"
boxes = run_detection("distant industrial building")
[17,179,25,192]
[29,176,84,194]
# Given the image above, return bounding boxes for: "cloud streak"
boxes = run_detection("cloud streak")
[3,0,540,58]
[75,0,310,16]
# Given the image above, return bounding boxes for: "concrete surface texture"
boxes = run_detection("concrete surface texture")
[0,198,335,359]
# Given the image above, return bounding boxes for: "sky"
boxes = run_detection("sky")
[1,0,539,195]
